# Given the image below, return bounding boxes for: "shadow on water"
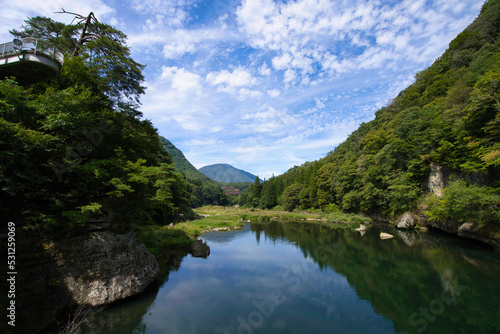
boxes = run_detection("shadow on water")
[250,221,500,334]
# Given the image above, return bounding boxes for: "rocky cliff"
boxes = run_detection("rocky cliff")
[394,165,500,251]
[55,231,159,306]
[395,211,500,250]
[17,230,159,333]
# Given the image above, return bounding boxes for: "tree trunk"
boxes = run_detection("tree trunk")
[73,12,93,56]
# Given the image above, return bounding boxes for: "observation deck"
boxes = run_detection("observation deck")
[0,37,64,85]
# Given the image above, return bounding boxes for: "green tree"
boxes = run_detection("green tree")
[11,14,145,110]
[282,183,303,212]
[1,16,189,236]
[251,176,262,207]
[463,68,500,138]
[260,178,277,209]
[316,162,335,209]
[424,181,500,225]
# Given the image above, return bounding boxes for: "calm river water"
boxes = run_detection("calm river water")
[82,222,500,334]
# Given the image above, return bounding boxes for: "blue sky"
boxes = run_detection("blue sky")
[1,0,483,179]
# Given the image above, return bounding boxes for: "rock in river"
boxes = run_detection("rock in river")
[396,212,419,229]
[56,231,160,306]
[191,239,211,257]
[355,224,367,232]
[380,232,394,240]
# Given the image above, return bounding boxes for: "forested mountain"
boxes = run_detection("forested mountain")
[159,137,212,182]
[159,137,229,207]
[240,0,500,226]
[199,163,260,183]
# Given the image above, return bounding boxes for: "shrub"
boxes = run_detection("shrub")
[424,180,500,225]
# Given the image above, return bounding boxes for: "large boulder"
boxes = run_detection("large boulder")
[191,239,210,257]
[17,230,160,333]
[423,219,500,250]
[55,231,160,306]
[396,212,419,229]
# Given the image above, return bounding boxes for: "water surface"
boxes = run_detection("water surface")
[83,222,500,334]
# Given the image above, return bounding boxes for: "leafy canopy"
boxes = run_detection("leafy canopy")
[1,15,190,238]
[10,13,145,111]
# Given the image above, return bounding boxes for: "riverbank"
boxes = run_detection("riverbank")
[173,206,500,251]
[170,205,372,237]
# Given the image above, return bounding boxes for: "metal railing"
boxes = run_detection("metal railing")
[0,37,64,65]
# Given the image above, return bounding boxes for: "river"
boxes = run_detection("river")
[81,222,500,334]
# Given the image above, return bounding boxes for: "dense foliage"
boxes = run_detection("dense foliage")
[159,137,212,182]
[1,16,191,237]
[424,180,500,225]
[240,0,500,223]
[10,15,145,110]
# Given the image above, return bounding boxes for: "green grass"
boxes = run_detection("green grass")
[194,205,323,222]
[132,223,193,255]
[172,217,244,237]
[321,211,372,225]
[133,206,373,255]
[178,206,371,233]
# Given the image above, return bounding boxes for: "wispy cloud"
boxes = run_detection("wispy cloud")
[1,0,483,178]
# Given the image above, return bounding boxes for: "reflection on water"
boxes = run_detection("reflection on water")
[84,222,500,334]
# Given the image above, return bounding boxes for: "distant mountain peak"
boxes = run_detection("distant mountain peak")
[199,164,259,183]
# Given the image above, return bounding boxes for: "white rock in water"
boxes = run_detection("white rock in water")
[355,224,367,232]
[396,212,417,229]
[380,232,394,239]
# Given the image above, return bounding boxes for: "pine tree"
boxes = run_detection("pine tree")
[251,176,262,207]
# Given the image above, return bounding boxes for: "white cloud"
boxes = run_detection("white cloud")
[238,88,263,100]
[243,106,280,120]
[315,98,325,109]
[162,27,227,59]
[272,53,292,70]
[206,67,260,98]
[141,66,216,133]
[160,66,202,92]
[283,69,297,83]
[132,0,192,27]
[236,0,479,85]
[259,62,271,76]
[163,40,196,59]
[241,106,298,136]
[267,89,280,97]
[236,0,276,39]
[1,0,483,178]
[129,24,239,59]
[206,67,257,87]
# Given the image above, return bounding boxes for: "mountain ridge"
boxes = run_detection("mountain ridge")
[199,163,260,183]
[159,137,231,206]
[159,137,213,182]
[238,0,500,229]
